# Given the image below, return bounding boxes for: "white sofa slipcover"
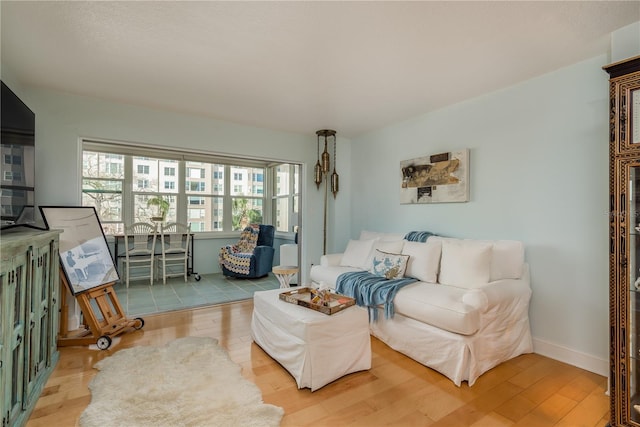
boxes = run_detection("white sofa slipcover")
[309,231,533,386]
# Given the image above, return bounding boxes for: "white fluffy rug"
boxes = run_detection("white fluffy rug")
[79,336,284,427]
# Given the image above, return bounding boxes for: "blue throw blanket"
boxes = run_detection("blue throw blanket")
[336,271,416,321]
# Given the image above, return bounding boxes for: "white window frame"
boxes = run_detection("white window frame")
[81,139,276,237]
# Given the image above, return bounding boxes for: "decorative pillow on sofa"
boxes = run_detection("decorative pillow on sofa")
[365,239,406,268]
[371,250,409,280]
[401,239,441,283]
[340,239,376,269]
[438,239,492,288]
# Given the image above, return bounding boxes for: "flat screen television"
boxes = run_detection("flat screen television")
[1,80,38,230]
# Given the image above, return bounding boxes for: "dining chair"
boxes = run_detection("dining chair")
[123,222,157,287]
[157,222,191,284]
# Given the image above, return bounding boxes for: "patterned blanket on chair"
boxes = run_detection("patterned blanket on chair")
[218,224,260,275]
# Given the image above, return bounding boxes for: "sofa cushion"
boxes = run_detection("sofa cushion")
[401,240,441,283]
[439,239,492,288]
[432,237,524,281]
[310,265,361,289]
[370,250,409,279]
[487,240,524,281]
[340,239,376,269]
[393,282,482,335]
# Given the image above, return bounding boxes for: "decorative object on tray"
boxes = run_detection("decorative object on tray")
[279,287,355,315]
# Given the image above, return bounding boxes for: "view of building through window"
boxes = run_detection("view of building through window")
[82,145,299,236]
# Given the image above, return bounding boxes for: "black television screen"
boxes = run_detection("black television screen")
[1,80,36,228]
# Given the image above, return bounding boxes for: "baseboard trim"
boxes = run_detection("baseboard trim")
[532,337,608,378]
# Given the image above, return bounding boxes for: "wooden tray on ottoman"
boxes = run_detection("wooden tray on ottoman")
[279,287,355,315]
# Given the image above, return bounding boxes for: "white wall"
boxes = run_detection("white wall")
[18,87,328,278]
[612,21,640,63]
[349,55,611,375]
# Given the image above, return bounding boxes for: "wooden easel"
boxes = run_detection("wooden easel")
[58,269,143,349]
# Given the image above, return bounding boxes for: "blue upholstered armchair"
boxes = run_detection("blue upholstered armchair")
[220,224,275,279]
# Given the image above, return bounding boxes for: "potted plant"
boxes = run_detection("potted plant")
[147,195,170,222]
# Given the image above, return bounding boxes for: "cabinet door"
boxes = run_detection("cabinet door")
[47,239,60,367]
[610,74,640,155]
[24,240,52,401]
[2,251,28,425]
[0,258,7,427]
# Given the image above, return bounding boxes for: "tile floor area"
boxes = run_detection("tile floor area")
[113,273,281,317]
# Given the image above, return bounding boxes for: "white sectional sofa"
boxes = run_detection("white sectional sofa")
[309,230,533,386]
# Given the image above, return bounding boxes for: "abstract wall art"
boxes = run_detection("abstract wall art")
[400,149,469,204]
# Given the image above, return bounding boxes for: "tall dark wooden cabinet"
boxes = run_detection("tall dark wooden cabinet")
[606,55,640,427]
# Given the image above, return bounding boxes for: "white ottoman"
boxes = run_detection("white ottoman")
[251,288,371,391]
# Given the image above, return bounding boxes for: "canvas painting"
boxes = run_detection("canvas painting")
[40,206,119,295]
[400,149,469,204]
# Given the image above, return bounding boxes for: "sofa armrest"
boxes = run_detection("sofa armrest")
[320,253,343,267]
[474,264,531,312]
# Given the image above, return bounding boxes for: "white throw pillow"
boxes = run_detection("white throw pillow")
[370,250,409,279]
[489,240,524,280]
[340,239,376,269]
[439,239,492,288]
[401,240,442,283]
[365,240,406,269]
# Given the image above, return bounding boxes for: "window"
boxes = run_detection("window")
[189,208,205,219]
[187,181,206,192]
[4,154,21,165]
[82,142,272,234]
[271,164,300,233]
[187,167,205,179]
[81,151,125,234]
[233,172,243,181]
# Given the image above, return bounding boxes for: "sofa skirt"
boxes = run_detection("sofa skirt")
[369,309,533,386]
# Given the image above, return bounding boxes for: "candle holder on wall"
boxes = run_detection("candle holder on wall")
[315,129,338,255]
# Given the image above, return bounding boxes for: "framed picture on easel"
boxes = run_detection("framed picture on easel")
[40,206,119,295]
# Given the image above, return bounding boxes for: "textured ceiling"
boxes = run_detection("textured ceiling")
[2,1,639,138]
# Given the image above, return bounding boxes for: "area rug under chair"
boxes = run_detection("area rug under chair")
[79,336,284,427]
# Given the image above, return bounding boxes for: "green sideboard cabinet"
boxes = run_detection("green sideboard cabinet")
[0,229,61,427]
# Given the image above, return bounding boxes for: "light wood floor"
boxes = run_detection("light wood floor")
[27,300,610,427]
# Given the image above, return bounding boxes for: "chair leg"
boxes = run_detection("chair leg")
[163,260,167,285]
